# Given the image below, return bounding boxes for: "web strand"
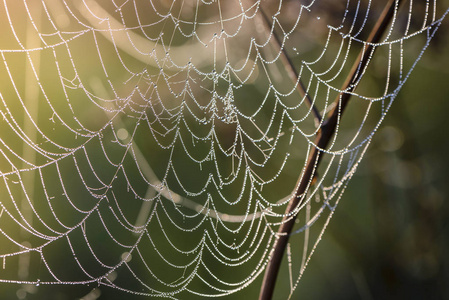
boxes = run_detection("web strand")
[0,0,447,298]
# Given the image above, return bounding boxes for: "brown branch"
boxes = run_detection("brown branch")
[258,6,322,125]
[259,1,403,299]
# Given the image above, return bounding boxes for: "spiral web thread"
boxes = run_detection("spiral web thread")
[0,0,447,298]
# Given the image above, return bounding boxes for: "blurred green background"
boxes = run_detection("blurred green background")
[292,25,449,299]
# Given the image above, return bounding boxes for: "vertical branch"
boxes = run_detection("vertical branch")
[259,1,403,299]
[20,5,42,281]
[258,6,322,124]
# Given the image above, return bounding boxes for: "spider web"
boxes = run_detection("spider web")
[0,0,447,298]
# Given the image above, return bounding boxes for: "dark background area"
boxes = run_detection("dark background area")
[293,25,449,300]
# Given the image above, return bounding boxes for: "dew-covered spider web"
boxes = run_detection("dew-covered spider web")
[0,0,447,299]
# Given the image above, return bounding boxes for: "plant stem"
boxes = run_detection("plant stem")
[259,1,403,299]
[258,6,322,125]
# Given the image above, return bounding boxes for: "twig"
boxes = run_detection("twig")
[259,1,403,299]
[258,6,322,125]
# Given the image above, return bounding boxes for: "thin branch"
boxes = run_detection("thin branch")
[258,6,322,125]
[259,1,403,299]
